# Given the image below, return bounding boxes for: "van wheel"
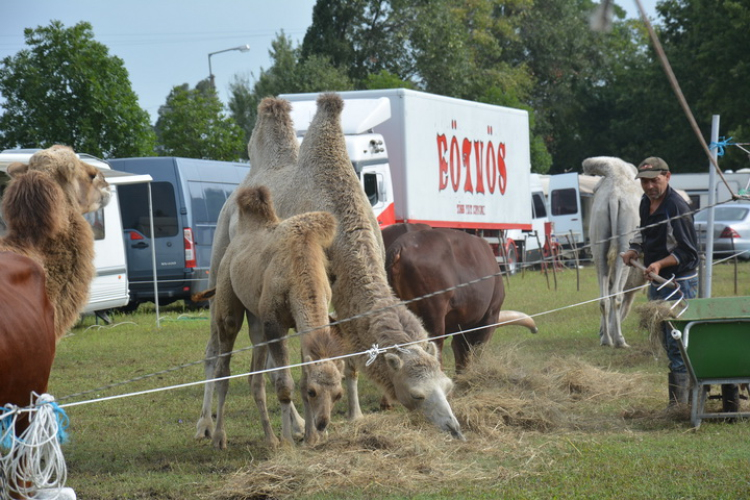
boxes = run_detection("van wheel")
[119,301,140,314]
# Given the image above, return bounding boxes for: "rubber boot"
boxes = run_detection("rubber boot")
[668,372,689,407]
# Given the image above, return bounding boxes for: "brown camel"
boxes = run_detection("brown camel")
[205,94,462,438]
[0,145,110,499]
[193,186,343,448]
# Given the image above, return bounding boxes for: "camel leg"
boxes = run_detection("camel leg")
[195,316,220,440]
[264,349,305,441]
[246,315,279,448]
[609,242,632,348]
[211,296,245,450]
[344,358,363,421]
[264,320,296,446]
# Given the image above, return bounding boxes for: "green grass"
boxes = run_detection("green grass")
[44,260,750,499]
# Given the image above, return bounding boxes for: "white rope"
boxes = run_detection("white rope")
[0,394,70,500]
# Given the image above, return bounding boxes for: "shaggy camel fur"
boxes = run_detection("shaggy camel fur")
[194,186,343,448]
[203,95,462,439]
[0,145,110,499]
[582,156,645,347]
[0,145,111,339]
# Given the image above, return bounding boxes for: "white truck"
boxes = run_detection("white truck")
[281,88,546,271]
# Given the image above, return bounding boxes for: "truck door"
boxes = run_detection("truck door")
[547,173,583,246]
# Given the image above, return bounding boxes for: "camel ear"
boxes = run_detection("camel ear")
[335,359,345,375]
[424,341,439,359]
[303,355,313,375]
[385,353,403,372]
[7,162,28,177]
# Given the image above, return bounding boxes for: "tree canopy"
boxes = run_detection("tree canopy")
[0,20,155,158]
[155,81,246,161]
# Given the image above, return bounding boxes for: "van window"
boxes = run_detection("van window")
[84,208,105,240]
[119,182,179,238]
[363,173,379,206]
[532,192,547,218]
[550,188,578,216]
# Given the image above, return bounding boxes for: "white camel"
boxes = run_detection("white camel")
[582,156,645,347]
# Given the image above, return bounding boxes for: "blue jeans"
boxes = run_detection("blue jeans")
[648,275,698,373]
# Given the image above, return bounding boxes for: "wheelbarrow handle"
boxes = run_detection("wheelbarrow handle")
[620,253,679,289]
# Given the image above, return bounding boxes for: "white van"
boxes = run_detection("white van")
[0,149,151,321]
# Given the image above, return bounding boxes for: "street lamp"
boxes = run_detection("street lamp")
[208,44,250,89]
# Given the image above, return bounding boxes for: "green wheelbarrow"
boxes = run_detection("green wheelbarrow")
[667,296,750,428]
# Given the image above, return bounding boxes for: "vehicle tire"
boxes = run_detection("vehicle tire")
[503,242,519,275]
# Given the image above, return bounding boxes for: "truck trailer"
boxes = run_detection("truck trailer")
[281,88,543,271]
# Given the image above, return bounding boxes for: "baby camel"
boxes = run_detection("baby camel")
[193,185,343,448]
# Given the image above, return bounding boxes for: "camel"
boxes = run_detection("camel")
[582,156,645,347]
[0,145,110,499]
[193,185,344,448]
[202,95,463,440]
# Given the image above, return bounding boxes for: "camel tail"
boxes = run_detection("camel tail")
[191,288,216,302]
[235,185,279,224]
[290,211,338,250]
[497,310,539,333]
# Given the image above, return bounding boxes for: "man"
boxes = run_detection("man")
[621,157,699,406]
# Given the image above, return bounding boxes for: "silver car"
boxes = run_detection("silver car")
[694,202,750,260]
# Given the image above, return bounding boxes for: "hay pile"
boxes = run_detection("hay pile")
[211,344,649,500]
[636,300,678,356]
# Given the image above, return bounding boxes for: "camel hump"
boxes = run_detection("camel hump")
[258,97,292,121]
[287,211,338,249]
[191,288,216,302]
[235,185,279,224]
[582,156,637,179]
[316,93,344,117]
[2,169,66,245]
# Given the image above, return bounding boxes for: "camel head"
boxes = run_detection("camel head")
[300,354,345,444]
[9,145,111,215]
[247,97,299,170]
[384,342,464,440]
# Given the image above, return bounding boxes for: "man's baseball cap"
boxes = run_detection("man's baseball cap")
[636,157,670,179]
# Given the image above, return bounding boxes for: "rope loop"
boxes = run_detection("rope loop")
[365,344,388,366]
[709,136,734,157]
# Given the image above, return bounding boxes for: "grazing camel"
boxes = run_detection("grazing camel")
[383,224,538,372]
[582,156,645,347]
[204,95,463,439]
[193,186,343,448]
[0,145,110,498]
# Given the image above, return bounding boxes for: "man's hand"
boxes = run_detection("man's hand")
[621,249,638,266]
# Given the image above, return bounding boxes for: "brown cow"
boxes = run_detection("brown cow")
[385,224,537,372]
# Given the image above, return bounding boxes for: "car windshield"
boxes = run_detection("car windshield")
[694,206,750,222]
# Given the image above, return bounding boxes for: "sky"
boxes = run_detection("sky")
[1,0,657,125]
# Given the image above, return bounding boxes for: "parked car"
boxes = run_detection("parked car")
[694,202,750,260]
[108,156,250,309]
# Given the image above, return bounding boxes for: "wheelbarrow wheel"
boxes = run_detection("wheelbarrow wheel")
[721,384,740,415]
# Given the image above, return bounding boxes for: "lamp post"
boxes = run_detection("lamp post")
[208,44,250,89]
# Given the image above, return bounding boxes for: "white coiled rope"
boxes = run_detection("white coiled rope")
[0,393,74,500]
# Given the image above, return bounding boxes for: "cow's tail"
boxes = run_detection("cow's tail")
[497,310,538,333]
[385,247,402,291]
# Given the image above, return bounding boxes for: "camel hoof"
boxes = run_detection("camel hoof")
[211,432,228,450]
[194,421,213,440]
[615,341,630,348]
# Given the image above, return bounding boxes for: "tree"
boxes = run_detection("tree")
[155,81,245,161]
[228,32,352,146]
[0,20,154,158]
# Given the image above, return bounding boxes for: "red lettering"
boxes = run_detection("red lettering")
[485,142,496,194]
[473,141,485,194]
[497,143,507,195]
[450,136,461,192]
[437,134,448,191]
[462,138,474,193]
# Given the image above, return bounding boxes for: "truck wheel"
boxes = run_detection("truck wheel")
[503,242,519,275]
